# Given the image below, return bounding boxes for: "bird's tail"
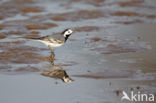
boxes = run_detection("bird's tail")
[17,37,40,40]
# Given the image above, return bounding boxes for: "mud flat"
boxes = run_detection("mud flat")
[0,0,156,103]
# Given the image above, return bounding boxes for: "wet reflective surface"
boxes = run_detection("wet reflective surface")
[41,65,74,83]
[0,0,156,103]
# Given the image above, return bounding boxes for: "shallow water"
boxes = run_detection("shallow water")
[0,0,156,103]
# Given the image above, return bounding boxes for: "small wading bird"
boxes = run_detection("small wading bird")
[19,29,73,64]
[41,69,73,83]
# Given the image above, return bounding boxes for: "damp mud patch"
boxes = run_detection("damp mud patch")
[73,70,133,79]
[0,0,43,20]
[74,26,100,32]
[0,44,48,65]
[91,41,151,54]
[73,70,155,80]
[50,10,105,21]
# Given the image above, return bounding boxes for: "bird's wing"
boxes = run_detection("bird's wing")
[47,34,65,44]
[48,38,63,44]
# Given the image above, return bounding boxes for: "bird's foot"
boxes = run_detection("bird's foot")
[51,64,62,69]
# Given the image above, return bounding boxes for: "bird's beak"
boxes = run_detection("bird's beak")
[72,31,75,34]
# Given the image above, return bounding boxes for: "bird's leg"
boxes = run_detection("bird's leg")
[48,45,51,50]
[48,46,54,65]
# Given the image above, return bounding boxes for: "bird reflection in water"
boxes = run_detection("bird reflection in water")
[41,52,74,83]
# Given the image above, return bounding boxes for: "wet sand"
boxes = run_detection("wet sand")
[0,0,156,103]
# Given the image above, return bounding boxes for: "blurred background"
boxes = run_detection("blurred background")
[0,0,156,103]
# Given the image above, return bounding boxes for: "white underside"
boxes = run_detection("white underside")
[37,40,63,48]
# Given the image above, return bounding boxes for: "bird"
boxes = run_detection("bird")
[18,29,73,59]
[41,69,74,83]
[27,29,73,52]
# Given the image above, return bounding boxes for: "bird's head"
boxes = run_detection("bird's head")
[62,76,74,83]
[62,29,73,41]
